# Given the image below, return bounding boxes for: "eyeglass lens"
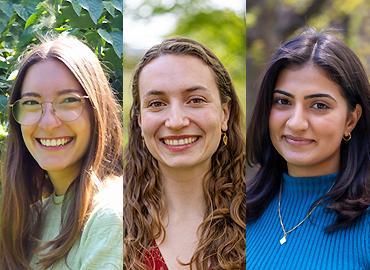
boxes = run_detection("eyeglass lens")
[12,93,86,125]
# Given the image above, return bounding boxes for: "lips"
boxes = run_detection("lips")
[161,135,199,146]
[163,136,198,146]
[37,137,74,147]
[283,135,315,145]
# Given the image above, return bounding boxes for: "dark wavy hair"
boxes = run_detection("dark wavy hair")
[0,35,123,269]
[247,29,370,231]
[124,37,246,269]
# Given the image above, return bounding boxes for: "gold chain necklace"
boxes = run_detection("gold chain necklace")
[278,179,335,245]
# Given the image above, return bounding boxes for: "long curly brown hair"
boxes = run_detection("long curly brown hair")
[0,35,123,269]
[123,37,246,269]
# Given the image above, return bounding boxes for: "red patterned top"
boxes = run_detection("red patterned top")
[143,244,168,270]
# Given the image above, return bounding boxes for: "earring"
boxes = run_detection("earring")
[343,133,351,142]
[222,132,228,146]
[142,137,146,148]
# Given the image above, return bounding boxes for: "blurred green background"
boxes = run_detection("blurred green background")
[123,0,246,144]
[0,0,123,153]
[246,0,370,124]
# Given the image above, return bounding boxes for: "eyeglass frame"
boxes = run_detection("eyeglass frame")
[9,93,90,126]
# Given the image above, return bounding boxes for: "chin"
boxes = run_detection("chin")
[36,159,70,172]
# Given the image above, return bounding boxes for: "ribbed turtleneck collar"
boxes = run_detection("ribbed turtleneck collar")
[51,193,64,206]
[282,173,337,196]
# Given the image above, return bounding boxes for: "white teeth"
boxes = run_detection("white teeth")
[39,138,71,147]
[164,137,197,146]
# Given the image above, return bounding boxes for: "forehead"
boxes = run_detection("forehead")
[21,58,82,97]
[138,54,218,97]
[274,64,344,98]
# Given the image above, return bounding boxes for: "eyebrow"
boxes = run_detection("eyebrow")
[273,89,336,101]
[21,89,84,98]
[143,85,208,98]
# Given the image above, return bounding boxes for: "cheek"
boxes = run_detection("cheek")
[20,126,34,148]
[312,117,345,140]
[140,113,161,138]
[72,111,92,151]
[269,109,285,134]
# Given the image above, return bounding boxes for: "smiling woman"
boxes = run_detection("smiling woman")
[246,29,370,269]
[0,35,123,270]
[124,38,246,270]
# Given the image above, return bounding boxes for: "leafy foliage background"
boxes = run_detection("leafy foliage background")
[123,1,245,141]
[0,0,123,148]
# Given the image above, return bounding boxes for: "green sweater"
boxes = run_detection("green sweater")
[30,179,123,270]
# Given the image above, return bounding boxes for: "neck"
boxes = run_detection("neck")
[287,159,339,177]
[160,163,208,223]
[47,161,82,195]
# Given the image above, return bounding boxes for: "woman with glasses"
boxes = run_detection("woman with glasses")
[0,35,123,269]
[123,38,246,269]
[246,29,370,269]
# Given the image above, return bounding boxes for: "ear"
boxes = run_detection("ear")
[221,101,230,132]
[344,104,362,135]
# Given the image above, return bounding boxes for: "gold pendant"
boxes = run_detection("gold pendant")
[279,235,286,245]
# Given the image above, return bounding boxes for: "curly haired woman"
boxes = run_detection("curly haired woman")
[124,37,246,269]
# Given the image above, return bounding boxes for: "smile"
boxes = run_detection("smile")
[162,136,199,146]
[37,137,73,147]
[283,135,314,145]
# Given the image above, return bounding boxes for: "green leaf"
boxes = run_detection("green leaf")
[85,31,101,50]
[0,1,13,18]
[69,0,82,16]
[13,4,37,21]
[24,13,38,29]
[13,4,28,21]
[68,10,95,28]
[0,14,8,33]
[79,0,103,24]
[103,1,115,17]
[97,28,112,44]
[111,0,123,13]
[111,12,122,29]
[110,29,122,57]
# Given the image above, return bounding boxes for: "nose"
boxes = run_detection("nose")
[37,103,62,130]
[286,105,309,131]
[165,104,190,130]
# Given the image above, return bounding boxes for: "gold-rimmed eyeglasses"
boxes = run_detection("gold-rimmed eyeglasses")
[10,93,89,125]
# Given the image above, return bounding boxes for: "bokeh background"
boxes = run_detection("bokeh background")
[246,0,370,124]
[246,0,370,178]
[123,0,246,144]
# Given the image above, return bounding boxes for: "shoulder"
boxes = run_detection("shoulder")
[93,175,123,213]
[77,176,123,269]
[87,175,123,227]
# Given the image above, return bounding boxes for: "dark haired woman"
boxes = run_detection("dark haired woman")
[124,38,246,269]
[0,35,123,269]
[246,29,369,269]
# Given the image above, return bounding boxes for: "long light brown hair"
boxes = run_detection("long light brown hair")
[0,35,123,269]
[124,37,246,269]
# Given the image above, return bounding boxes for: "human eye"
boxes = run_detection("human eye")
[188,96,206,104]
[272,97,291,106]
[21,99,40,106]
[60,95,81,104]
[311,102,330,110]
[148,100,166,108]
